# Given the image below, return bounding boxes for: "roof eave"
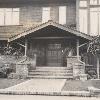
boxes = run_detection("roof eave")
[8,20,93,42]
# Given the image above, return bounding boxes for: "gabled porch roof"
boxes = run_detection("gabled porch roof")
[8,20,93,42]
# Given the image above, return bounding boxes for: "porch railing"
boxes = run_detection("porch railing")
[78,58,85,74]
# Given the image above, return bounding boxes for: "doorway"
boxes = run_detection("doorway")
[46,43,62,66]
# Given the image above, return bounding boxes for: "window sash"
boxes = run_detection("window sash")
[90,0,98,5]
[90,7,100,36]
[42,7,50,23]
[80,1,87,7]
[59,6,66,25]
[0,8,19,25]
[79,9,88,34]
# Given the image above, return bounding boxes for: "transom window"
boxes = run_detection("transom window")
[48,44,61,50]
[0,8,19,25]
[80,1,87,7]
[90,0,100,5]
[90,0,97,5]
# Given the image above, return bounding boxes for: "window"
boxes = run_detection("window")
[79,9,87,33]
[59,6,66,24]
[90,0,98,5]
[80,1,87,7]
[42,7,50,23]
[0,8,19,25]
[90,8,100,36]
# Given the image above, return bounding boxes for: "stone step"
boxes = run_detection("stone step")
[28,67,73,79]
[35,67,72,71]
[28,72,73,76]
[29,70,73,73]
[36,67,67,69]
[27,75,73,79]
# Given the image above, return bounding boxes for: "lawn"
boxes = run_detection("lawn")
[0,78,100,91]
[0,78,27,89]
[62,79,100,91]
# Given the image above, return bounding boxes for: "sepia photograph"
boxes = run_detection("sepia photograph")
[0,0,100,100]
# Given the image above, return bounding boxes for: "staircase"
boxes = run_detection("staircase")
[28,67,73,79]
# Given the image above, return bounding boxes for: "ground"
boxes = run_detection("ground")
[0,95,100,100]
[0,78,26,89]
[0,79,100,97]
[0,78,100,90]
[62,79,100,91]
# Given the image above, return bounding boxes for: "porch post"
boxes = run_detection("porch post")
[76,0,79,31]
[97,56,100,79]
[25,38,28,57]
[76,39,80,60]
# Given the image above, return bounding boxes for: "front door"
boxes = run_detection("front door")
[46,43,62,66]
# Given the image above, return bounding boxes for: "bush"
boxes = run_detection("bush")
[87,70,97,79]
[0,64,14,78]
[0,72,7,78]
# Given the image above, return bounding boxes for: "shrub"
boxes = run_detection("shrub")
[0,63,14,78]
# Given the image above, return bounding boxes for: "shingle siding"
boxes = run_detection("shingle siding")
[20,6,42,26]
[0,0,76,40]
[19,2,76,26]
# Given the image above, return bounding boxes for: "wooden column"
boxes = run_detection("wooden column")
[76,0,80,30]
[25,38,28,57]
[76,39,80,59]
[87,0,90,35]
[97,56,100,79]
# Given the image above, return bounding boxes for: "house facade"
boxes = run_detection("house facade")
[0,0,98,79]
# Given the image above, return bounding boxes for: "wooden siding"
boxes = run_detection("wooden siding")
[0,0,76,40]
[19,2,76,26]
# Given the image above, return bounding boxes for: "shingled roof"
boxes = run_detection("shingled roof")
[8,20,93,42]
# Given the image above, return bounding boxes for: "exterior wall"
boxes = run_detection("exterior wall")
[78,0,100,36]
[0,25,26,40]
[66,3,76,26]
[20,1,76,26]
[0,0,76,40]
[27,38,77,66]
[20,6,42,26]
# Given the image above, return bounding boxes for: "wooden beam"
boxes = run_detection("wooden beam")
[25,39,28,57]
[87,0,90,35]
[16,42,25,48]
[76,0,79,31]
[97,56,100,79]
[9,20,92,42]
[78,42,88,48]
[31,37,75,39]
[76,39,80,59]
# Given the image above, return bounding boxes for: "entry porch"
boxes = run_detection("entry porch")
[8,21,93,79]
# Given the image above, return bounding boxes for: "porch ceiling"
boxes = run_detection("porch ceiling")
[8,20,93,42]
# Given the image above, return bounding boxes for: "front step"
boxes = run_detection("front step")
[28,67,73,79]
[27,75,73,79]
